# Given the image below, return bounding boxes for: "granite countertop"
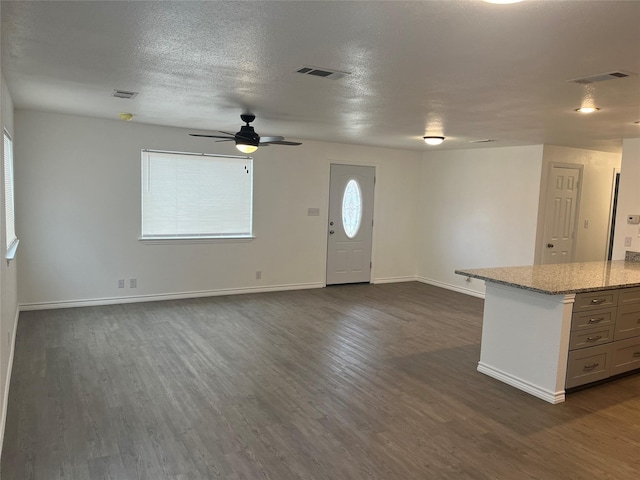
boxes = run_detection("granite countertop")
[455,260,640,295]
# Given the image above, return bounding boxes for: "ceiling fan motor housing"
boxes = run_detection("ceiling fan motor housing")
[236,125,260,146]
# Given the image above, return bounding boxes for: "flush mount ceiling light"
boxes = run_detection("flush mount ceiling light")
[424,136,445,146]
[575,107,600,114]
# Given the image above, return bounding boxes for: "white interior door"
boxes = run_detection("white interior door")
[542,166,582,264]
[326,164,375,285]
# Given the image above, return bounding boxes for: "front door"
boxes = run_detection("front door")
[326,164,375,285]
[542,166,582,264]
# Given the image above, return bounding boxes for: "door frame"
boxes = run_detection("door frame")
[535,163,583,264]
[606,168,621,261]
[324,162,377,286]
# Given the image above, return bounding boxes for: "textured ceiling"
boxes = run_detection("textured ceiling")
[2,0,639,152]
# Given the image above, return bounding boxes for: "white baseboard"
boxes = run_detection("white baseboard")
[19,282,325,311]
[0,308,19,456]
[477,362,565,404]
[372,275,417,284]
[416,276,485,299]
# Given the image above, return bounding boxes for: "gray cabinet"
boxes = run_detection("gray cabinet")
[567,287,640,388]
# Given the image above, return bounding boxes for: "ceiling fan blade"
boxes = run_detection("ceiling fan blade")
[218,131,236,136]
[262,140,302,146]
[189,134,234,139]
[259,136,285,143]
[215,139,234,143]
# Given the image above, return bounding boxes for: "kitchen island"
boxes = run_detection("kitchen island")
[455,261,640,404]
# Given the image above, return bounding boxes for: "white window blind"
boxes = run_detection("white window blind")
[3,130,17,252]
[141,150,253,239]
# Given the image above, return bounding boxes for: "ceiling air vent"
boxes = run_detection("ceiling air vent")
[568,70,635,85]
[295,65,350,80]
[112,89,138,99]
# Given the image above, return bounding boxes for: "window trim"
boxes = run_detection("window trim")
[3,128,18,262]
[139,149,254,243]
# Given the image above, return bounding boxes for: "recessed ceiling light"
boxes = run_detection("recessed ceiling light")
[424,136,445,146]
[575,107,600,114]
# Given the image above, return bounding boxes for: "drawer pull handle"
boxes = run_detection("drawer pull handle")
[586,335,602,342]
[590,299,606,305]
[588,317,605,324]
[583,363,600,370]
[633,352,640,358]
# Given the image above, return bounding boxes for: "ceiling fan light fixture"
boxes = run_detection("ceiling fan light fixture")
[424,136,445,146]
[236,143,258,154]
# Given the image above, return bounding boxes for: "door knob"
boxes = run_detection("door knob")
[329,230,335,235]
[547,243,554,248]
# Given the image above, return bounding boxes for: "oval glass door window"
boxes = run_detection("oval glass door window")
[342,179,363,238]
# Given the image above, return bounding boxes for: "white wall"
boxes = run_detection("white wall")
[612,138,640,259]
[417,145,544,296]
[535,145,621,263]
[14,110,421,307]
[0,76,19,455]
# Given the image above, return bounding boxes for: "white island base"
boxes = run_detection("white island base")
[478,282,575,404]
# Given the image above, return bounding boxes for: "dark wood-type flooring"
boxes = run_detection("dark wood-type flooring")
[2,282,640,479]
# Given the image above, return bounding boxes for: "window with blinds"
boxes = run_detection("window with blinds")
[141,150,253,239]
[3,129,18,255]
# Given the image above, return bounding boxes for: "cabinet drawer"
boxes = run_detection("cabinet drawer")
[618,286,640,306]
[571,308,616,331]
[569,325,614,350]
[566,343,612,389]
[615,304,640,341]
[573,291,618,312]
[611,337,640,376]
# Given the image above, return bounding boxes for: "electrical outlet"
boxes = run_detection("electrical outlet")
[118,279,125,288]
[129,278,137,288]
[256,271,262,280]
[584,219,589,228]
[625,237,632,247]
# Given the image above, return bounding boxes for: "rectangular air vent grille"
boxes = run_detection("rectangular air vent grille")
[569,71,635,85]
[113,89,139,99]
[295,65,350,80]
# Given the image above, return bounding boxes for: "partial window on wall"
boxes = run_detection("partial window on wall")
[3,129,18,259]
[141,150,253,240]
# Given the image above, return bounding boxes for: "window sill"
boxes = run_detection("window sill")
[139,236,255,245]
[6,238,19,263]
